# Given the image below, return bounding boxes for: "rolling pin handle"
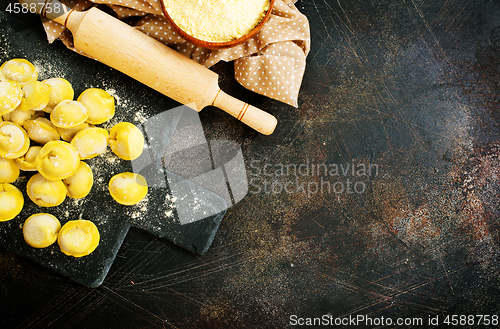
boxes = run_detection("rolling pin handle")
[212,90,277,135]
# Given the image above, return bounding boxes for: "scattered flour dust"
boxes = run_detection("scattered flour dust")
[164,194,176,221]
[129,196,150,219]
[0,33,12,60]
[105,88,120,105]
[134,111,147,124]
[104,149,118,165]
[32,59,68,81]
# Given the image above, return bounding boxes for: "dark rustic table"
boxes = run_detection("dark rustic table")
[1,0,500,328]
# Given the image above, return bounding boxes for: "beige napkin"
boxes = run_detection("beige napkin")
[41,0,310,107]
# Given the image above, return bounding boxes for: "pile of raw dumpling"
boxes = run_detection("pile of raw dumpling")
[0,58,148,257]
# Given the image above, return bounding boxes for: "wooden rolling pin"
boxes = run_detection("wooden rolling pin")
[23,0,277,135]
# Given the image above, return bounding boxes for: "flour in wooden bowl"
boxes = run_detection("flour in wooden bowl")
[162,0,271,43]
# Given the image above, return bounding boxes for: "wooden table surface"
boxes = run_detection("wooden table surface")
[1,0,500,328]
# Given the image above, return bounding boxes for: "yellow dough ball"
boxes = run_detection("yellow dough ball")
[63,161,93,199]
[77,88,115,124]
[42,78,74,112]
[26,173,67,207]
[70,127,108,159]
[57,122,92,142]
[35,140,80,180]
[23,213,61,248]
[4,108,34,126]
[15,146,42,171]
[108,122,144,161]
[0,183,24,221]
[109,172,148,205]
[0,158,20,183]
[50,100,89,128]
[0,81,22,115]
[58,219,100,257]
[0,121,30,159]
[23,117,60,145]
[0,58,38,86]
[17,80,52,112]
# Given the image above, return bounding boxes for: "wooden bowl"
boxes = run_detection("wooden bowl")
[160,0,275,50]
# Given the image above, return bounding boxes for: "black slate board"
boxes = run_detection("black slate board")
[0,12,226,288]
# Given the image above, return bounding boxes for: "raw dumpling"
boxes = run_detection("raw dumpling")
[63,161,93,199]
[17,80,52,112]
[35,140,80,180]
[3,107,43,126]
[0,158,20,183]
[57,122,92,142]
[77,88,115,124]
[58,219,100,257]
[70,127,108,159]
[23,213,61,248]
[0,58,38,86]
[50,100,89,128]
[0,183,24,221]
[42,78,74,113]
[108,172,148,205]
[108,122,144,161]
[0,81,22,115]
[23,117,60,145]
[15,145,42,171]
[0,121,30,159]
[26,173,67,207]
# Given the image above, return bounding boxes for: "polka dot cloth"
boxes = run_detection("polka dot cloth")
[41,0,310,107]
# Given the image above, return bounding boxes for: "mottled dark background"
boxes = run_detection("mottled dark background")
[1,0,500,328]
